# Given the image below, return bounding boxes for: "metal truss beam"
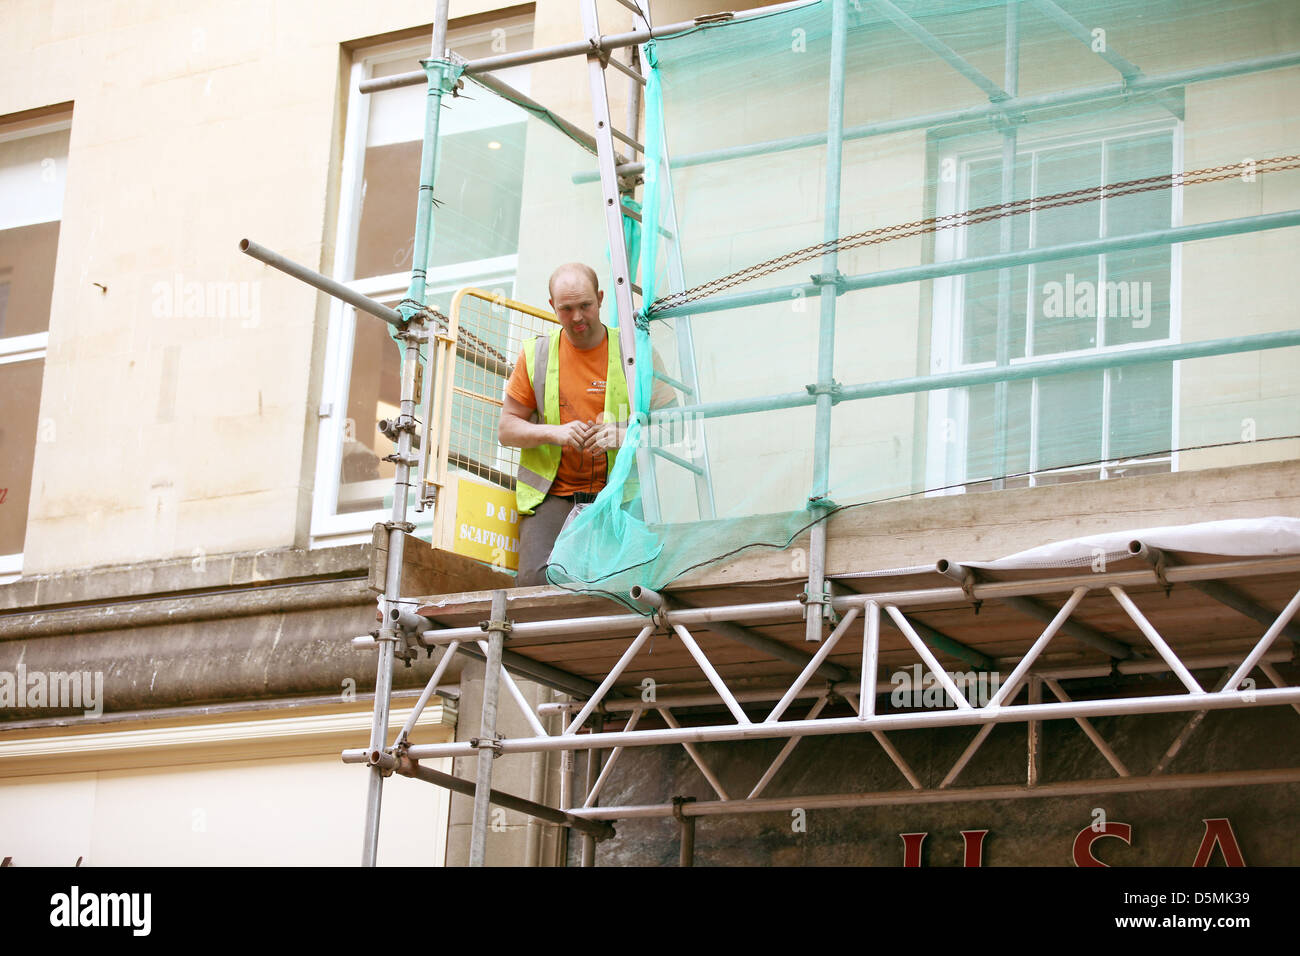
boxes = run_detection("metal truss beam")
[381,686,1300,761]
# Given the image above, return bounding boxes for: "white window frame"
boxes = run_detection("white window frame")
[0,115,73,582]
[925,117,1184,496]
[311,24,530,548]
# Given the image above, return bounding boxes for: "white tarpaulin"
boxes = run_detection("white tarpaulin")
[837,516,1300,578]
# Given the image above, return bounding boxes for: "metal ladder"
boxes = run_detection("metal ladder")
[580,0,717,523]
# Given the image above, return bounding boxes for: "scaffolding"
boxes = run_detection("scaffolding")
[239,0,1300,865]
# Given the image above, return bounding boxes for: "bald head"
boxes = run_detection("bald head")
[548,262,605,349]
[548,262,600,300]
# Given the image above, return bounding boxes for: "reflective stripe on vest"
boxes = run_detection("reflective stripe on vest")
[515,327,627,516]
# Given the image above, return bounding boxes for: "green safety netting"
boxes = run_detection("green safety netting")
[542,0,1300,607]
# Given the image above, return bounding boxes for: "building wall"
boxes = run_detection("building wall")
[0,700,456,866]
[0,0,517,574]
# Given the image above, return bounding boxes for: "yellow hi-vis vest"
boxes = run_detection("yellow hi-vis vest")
[515,327,629,516]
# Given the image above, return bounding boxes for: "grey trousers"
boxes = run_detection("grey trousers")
[516,495,578,587]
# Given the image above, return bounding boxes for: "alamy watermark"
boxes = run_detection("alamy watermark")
[152,273,261,326]
[0,665,104,717]
[891,664,1001,708]
[1041,273,1153,328]
[50,886,150,936]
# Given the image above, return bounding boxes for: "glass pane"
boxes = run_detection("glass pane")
[353,137,420,280]
[1105,133,1172,236]
[0,359,44,554]
[961,155,1029,364]
[1109,362,1173,460]
[352,21,534,283]
[1031,142,1103,357]
[1034,142,1102,246]
[428,123,526,268]
[337,310,403,514]
[965,379,1031,481]
[1031,255,1099,354]
[0,221,59,338]
[0,126,69,233]
[1037,370,1103,471]
[0,122,68,339]
[1104,245,1171,345]
[963,267,1028,365]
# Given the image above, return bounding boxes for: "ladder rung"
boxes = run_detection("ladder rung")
[607,53,647,86]
[652,369,694,396]
[619,205,677,242]
[610,126,645,155]
[630,282,643,297]
[651,446,706,476]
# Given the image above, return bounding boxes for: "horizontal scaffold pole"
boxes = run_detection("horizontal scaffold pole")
[239,238,404,329]
[420,555,1300,645]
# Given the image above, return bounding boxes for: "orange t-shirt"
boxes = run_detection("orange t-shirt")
[506,331,615,497]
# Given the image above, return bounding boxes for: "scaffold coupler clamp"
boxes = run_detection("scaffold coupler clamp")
[799,587,838,625]
[479,618,513,637]
[810,270,847,293]
[378,413,417,441]
[804,379,844,404]
[382,519,416,534]
[366,746,397,778]
[388,604,429,666]
[671,795,697,820]
[470,734,504,758]
[823,680,842,707]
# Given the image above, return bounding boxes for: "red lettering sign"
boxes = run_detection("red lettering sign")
[1192,818,1245,867]
[900,832,926,867]
[1072,822,1132,867]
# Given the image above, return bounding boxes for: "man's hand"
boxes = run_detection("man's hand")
[582,414,625,452]
[552,419,595,449]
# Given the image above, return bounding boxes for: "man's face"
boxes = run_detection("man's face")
[549,272,605,350]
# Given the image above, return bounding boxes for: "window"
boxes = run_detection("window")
[926,118,1181,493]
[313,16,534,543]
[0,109,72,577]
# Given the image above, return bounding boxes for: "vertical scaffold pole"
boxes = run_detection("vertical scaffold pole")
[363,313,426,865]
[469,589,509,867]
[805,0,849,642]
[581,713,604,866]
[361,0,452,868]
[991,0,1020,490]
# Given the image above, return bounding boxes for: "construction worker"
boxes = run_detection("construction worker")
[498,262,673,586]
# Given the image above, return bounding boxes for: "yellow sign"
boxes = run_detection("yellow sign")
[453,479,520,571]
